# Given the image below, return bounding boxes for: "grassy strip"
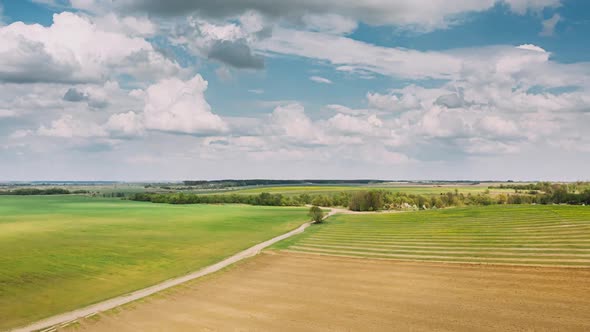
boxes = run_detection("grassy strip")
[298,240,590,252]
[289,245,590,261]
[277,205,590,267]
[283,250,590,267]
[295,243,590,256]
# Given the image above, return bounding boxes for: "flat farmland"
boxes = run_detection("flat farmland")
[221,183,514,196]
[277,205,590,266]
[71,252,590,332]
[0,196,308,330]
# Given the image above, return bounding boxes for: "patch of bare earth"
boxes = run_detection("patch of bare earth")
[71,252,590,332]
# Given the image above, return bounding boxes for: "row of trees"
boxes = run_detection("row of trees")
[131,191,352,207]
[129,186,590,211]
[489,182,590,194]
[349,188,590,211]
[130,192,292,206]
[0,188,88,195]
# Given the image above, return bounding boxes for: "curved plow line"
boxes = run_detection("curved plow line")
[342,221,590,229]
[337,221,570,229]
[288,246,590,263]
[295,243,590,257]
[282,250,590,268]
[306,237,590,246]
[299,239,590,252]
[318,228,590,234]
[308,233,590,241]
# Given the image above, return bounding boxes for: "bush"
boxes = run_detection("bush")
[308,206,325,223]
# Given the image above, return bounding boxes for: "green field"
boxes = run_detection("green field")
[0,196,308,330]
[275,205,590,266]
[1,182,515,197]
[223,184,513,196]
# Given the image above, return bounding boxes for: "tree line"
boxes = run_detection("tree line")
[0,188,88,195]
[130,192,303,206]
[129,183,590,211]
[489,182,590,193]
[348,188,590,211]
[182,179,385,188]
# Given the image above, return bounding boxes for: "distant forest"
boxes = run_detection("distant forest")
[182,179,388,188]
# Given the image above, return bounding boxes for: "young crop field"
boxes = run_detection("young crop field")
[275,205,590,267]
[223,183,513,196]
[0,195,308,331]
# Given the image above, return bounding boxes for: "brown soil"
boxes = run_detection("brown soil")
[71,251,590,332]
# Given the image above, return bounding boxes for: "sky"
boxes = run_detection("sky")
[0,0,589,181]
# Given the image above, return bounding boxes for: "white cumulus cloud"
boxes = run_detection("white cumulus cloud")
[143,75,229,135]
[37,115,108,138]
[106,111,145,137]
[0,12,180,84]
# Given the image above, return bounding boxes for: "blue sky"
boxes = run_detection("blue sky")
[0,0,589,181]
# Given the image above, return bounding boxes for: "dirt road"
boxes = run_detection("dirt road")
[10,219,319,332]
[72,251,590,332]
